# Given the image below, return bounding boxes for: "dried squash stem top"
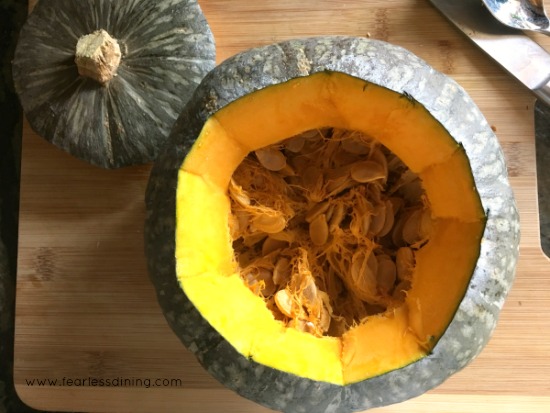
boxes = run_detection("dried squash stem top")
[75,29,122,85]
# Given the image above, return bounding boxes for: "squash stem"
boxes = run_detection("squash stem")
[74,29,121,85]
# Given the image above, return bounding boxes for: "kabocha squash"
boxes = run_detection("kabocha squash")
[145,37,520,412]
[12,0,215,168]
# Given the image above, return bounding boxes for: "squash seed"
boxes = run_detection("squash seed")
[376,255,397,295]
[255,147,287,171]
[325,174,354,197]
[324,203,335,223]
[396,247,415,280]
[350,250,378,302]
[258,268,276,297]
[298,129,320,139]
[342,136,371,154]
[301,275,319,304]
[243,232,267,247]
[360,214,372,237]
[320,304,331,333]
[309,214,329,246]
[304,321,318,335]
[389,196,404,216]
[322,139,342,167]
[305,201,330,223]
[370,147,388,175]
[369,203,387,235]
[289,154,310,172]
[350,160,387,183]
[397,172,423,201]
[367,250,378,277]
[329,202,345,231]
[402,208,432,245]
[253,212,287,234]
[262,237,288,256]
[284,136,306,152]
[402,210,422,244]
[278,163,296,177]
[274,289,294,318]
[378,199,395,237]
[391,213,407,247]
[242,267,275,297]
[273,257,291,285]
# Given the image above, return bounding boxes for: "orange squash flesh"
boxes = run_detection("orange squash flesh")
[176,71,486,385]
[213,73,347,152]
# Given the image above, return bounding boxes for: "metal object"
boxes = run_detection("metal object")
[430,0,550,258]
[481,0,550,35]
[429,0,550,106]
[535,100,550,257]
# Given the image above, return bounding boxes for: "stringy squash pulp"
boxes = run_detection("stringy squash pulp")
[175,71,486,385]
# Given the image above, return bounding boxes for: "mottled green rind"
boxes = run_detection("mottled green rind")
[12,0,215,168]
[145,37,520,413]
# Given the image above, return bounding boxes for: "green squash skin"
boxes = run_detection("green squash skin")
[12,0,216,169]
[145,37,520,412]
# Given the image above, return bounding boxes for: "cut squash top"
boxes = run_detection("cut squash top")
[175,71,486,385]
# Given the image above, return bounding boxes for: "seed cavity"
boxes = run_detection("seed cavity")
[229,128,432,337]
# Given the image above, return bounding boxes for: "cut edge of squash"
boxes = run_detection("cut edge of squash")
[182,116,249,190]
[174,71,486,385]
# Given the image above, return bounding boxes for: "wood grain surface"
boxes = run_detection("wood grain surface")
[14,0,550,412]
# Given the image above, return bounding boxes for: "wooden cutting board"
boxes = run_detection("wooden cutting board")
[14,1,550,412]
